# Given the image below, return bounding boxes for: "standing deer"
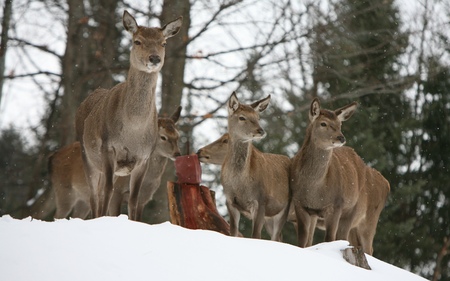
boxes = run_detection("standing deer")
[221,92,290,241]
[108,106,182,219]
[75,11,182,219]
[51,107,182,219]
[290,98,390,254]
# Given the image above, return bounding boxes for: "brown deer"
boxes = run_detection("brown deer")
[196,133,315,243]
[52,107,182,220]
[197,133,229,165]
[108,106,182,219]
[290,98,390,254]
[221,92,290,241]
[75,11,182,219]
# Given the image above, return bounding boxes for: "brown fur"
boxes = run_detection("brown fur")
[52,108,182,220]
[290,98,390,254]
[74,11,182,219]
[197,133,229,165]
[221,92,290,241]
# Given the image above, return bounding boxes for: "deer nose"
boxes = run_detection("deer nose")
[257,128,265,136]
[149,55,161,64]
[174,152,181,158]
[337,135,346,143]
[196,149,202,155]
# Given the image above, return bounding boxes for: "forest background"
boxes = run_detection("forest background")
[0,0,449,280]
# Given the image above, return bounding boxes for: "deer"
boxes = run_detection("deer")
[290,98,390,254]
[197,133,229,165]
[221,92,291,241]
[75,11,182,220]
[108,106,182,219]
[196,132,315,243]
[52,107,182,220]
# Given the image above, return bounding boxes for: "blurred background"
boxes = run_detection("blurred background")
[0,0,448,279]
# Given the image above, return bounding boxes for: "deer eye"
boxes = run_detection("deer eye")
[320,122,327,127]
[239,116,246,121]
[223,139,228,144]
[160,136,167,141]
[134,40,141,46]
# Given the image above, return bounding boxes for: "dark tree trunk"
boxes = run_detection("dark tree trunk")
[146,0,191,224]
[0,0,13,106]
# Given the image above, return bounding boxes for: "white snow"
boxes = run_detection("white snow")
[0,215,426,281]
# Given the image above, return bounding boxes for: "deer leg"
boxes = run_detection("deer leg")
[108,185,124,217]
[270,203,290,242]
[251,200,265,239]
[324,209,342,242]
[226,200,241,237]
[99,160,114,217]
[88,173,101,218]
[264,218,275,239]
[128,163,147,221]
[72,201,91,219]
[136,182,158,221]
[54,184,76,219]
[335,216,354,242]
[306,216,318,246]
[294,201,311,247]
[354,219,376,255]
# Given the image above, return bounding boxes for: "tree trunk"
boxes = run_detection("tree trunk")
[159,0,190,116]
[0,0,13,106]
[59,0,119,146]
[147,0,191,224]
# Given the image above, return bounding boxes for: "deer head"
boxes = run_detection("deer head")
[227,92,271,142]
[156,106,182,160]
[308,98,357,150]
[197,133,229,165]
[123,11,182,73]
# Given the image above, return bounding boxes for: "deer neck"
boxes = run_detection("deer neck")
[122,67,159,118]
[298,134,333,183]
[227,138,253,172]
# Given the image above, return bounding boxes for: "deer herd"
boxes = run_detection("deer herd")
[48,11,390,255]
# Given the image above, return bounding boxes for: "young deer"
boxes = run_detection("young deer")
[75,11,182,219]
[290,98,390,254]
[221,92,290,241]
[51,107,182,220]
[197,133,229,165]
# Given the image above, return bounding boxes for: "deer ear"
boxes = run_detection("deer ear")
[309,98,321,122]
[123,11,139,34]
[251,95,271,112]
[171,106,182,123]
[228,92,240,115]
[335,102,358,122]
[162,17,183,39]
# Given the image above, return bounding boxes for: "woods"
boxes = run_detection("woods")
[0,0,449,280]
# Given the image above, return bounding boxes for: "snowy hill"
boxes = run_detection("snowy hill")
[0,215,426,281]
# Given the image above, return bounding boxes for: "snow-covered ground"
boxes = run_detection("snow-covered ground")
[0,215,426,281]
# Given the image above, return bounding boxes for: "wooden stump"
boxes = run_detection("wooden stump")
[167,181,230,236]
[342,246,371,270]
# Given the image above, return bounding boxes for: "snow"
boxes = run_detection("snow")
[0,215,425,281]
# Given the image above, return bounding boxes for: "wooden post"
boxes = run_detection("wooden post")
[167,154,231,236]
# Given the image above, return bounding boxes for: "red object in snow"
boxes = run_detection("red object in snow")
[174,154,202,184]
[168,154,231,236]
